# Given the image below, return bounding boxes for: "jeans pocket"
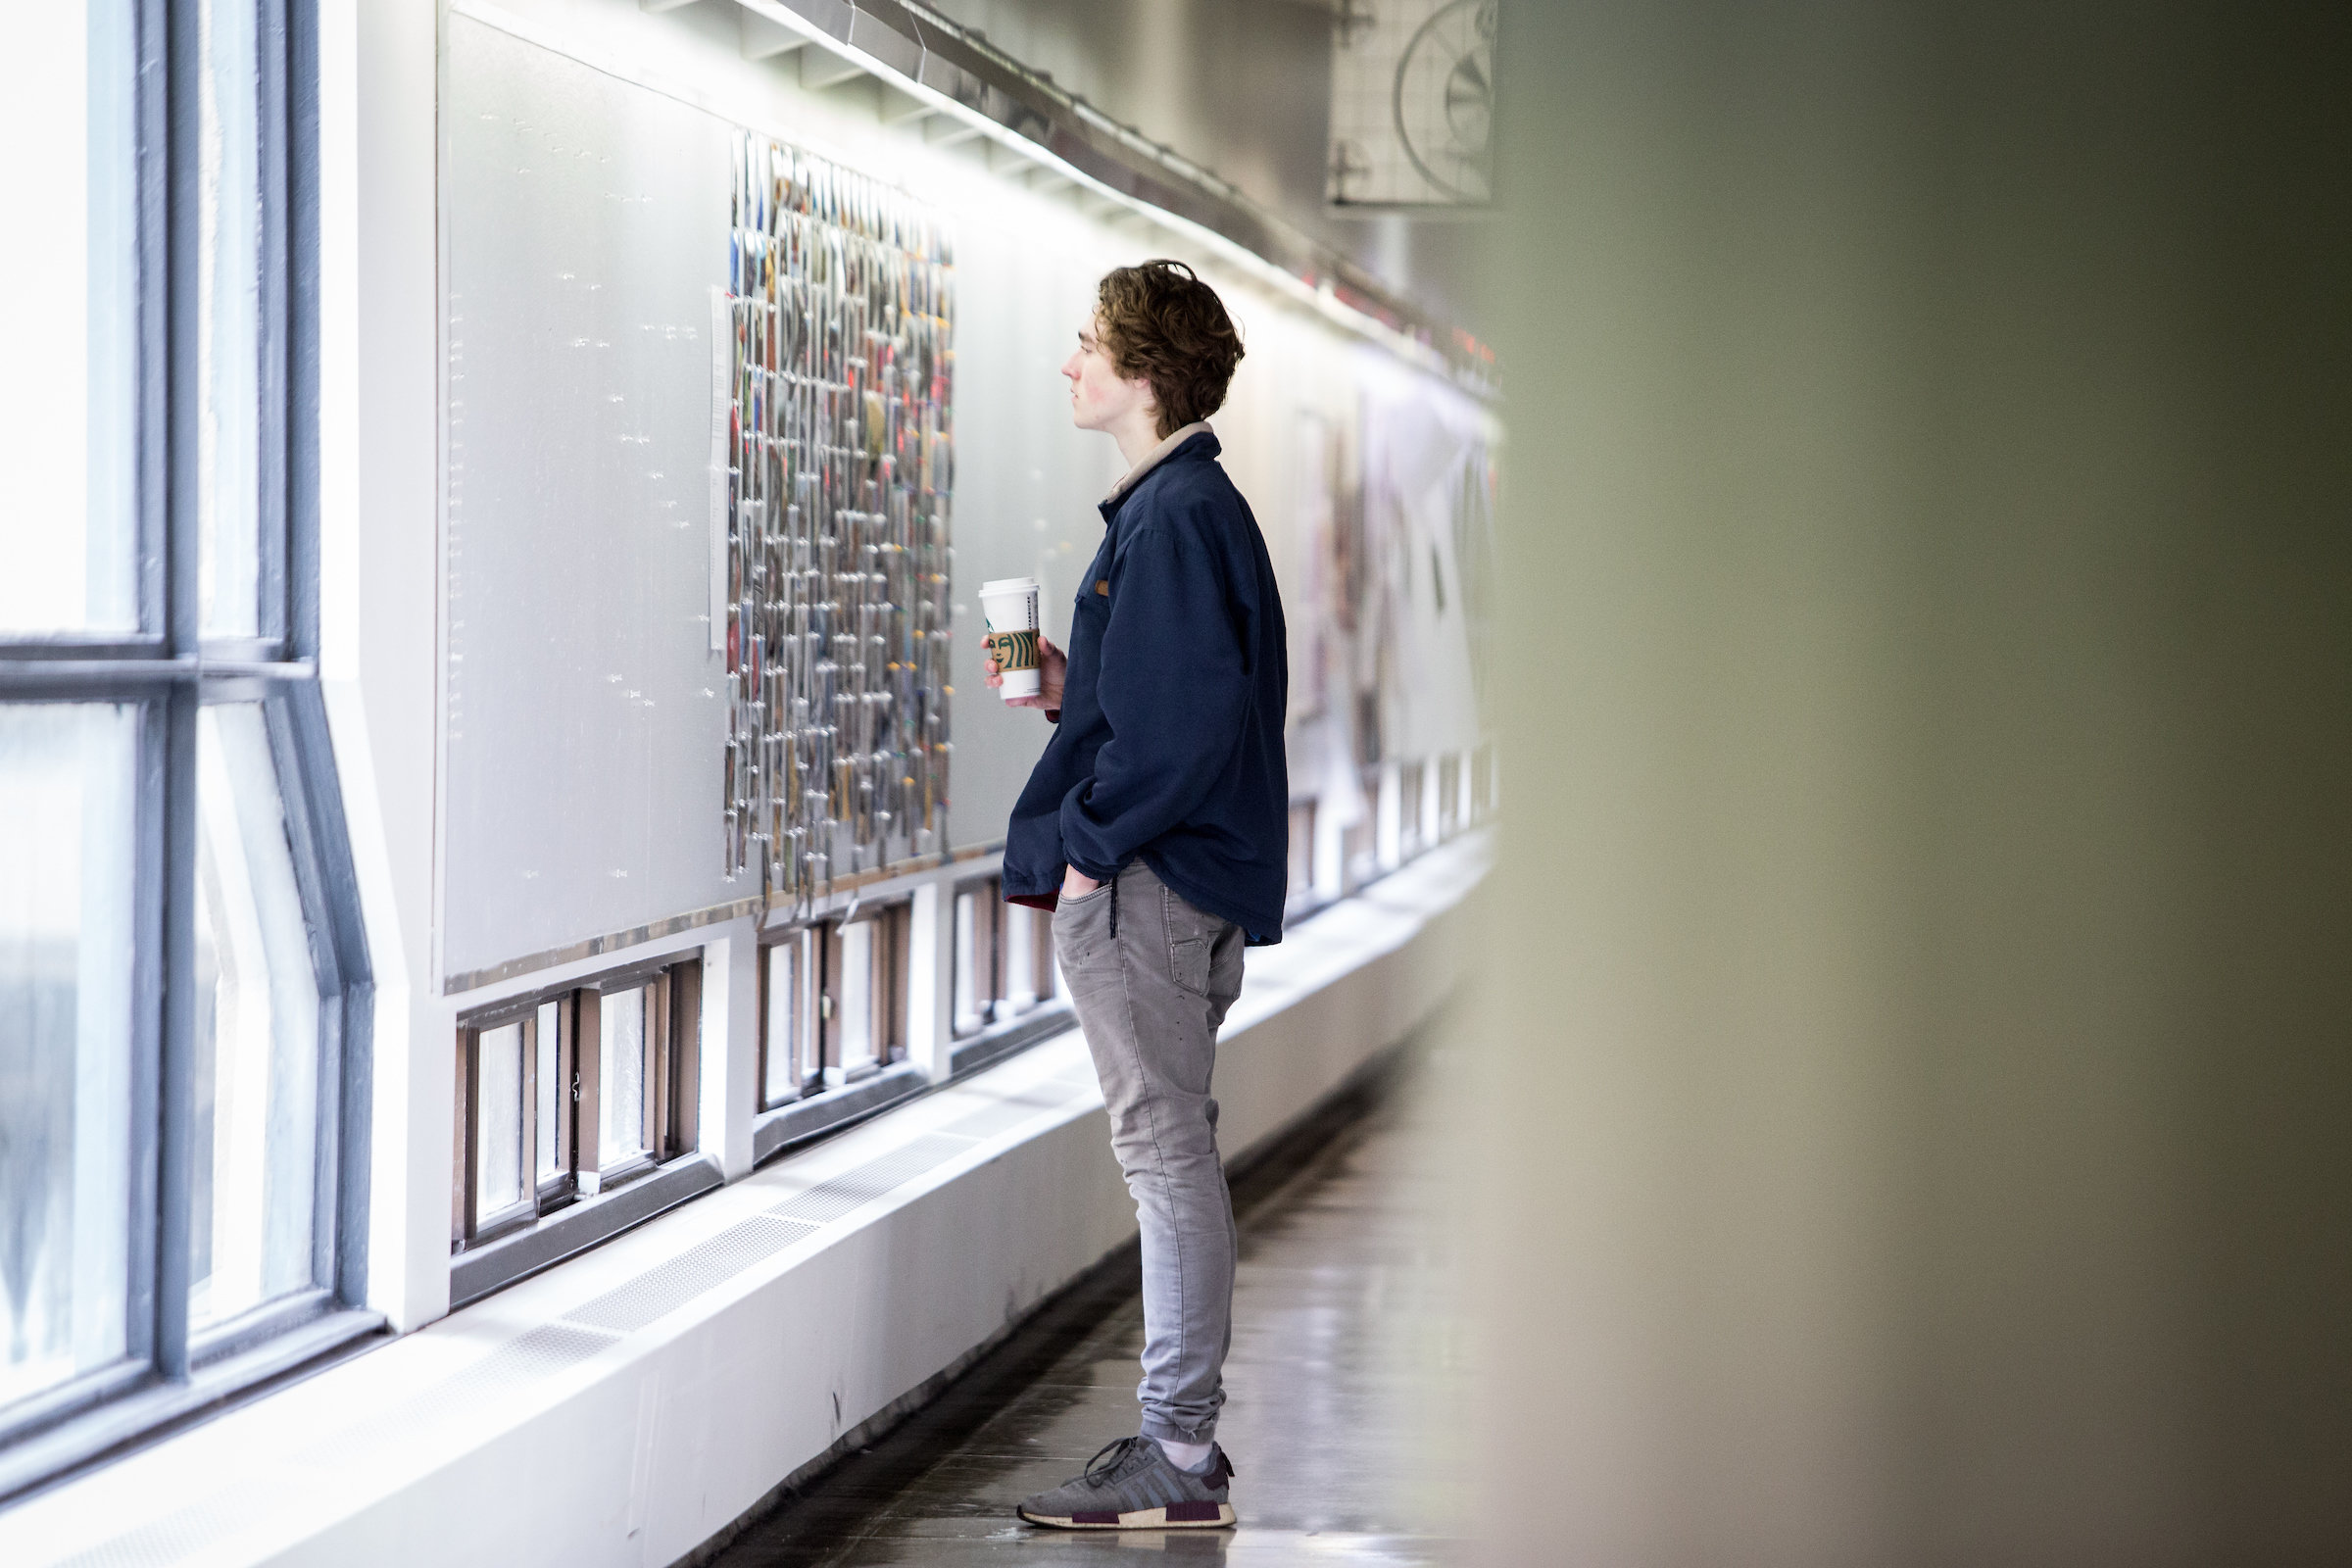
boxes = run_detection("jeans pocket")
[1169,934,1211,996]
[1161,882,1224,996]
[1054,881,1112,970]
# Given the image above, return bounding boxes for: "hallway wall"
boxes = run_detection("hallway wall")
[323,0,1498,1336]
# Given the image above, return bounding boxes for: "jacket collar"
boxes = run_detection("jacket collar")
[1099,422,1218,516]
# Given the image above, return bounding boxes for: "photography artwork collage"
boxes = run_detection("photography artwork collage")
[721,131,956,909]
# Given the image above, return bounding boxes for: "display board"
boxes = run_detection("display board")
[444,18,737,974]
[718,131,956,917]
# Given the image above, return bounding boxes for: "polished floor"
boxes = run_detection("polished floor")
[707,1053,1469,1566]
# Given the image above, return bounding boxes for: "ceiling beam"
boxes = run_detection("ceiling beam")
[924,115,985,147]
[984,138,1037,177]
[877,84,931,126]
[739,9,808,60]
[801,47,867,92]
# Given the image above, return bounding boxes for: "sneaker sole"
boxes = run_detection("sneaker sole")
[1017,1501,1236,1530]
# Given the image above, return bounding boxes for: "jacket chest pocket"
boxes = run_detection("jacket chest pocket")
[1071,567,1111,630]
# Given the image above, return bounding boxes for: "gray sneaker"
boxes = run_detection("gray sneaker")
[1016,1436,1237,1529]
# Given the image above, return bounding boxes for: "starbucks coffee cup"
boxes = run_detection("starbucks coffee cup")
[979,576,1043,700]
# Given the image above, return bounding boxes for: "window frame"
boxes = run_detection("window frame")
[951,875,1055,1039]
[950,877,1005,1040]
[748,868,1074,1168]
[757,923,824,1112]
[1397,760,1425,860]
[451,995,569,1250]
[0,0,375,1502]
[1286,798,1320,916]
[451,956,704,1262]
[824,901,911,1087]
[757,901,913,1111]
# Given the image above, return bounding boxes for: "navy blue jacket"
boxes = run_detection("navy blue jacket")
[1002,430,1290,943]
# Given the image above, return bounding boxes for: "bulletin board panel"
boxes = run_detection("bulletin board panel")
[443,18,737,975]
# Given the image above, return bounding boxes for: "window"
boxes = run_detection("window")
[952,876,1054,1039]
[1346,764,1383,887]
[759,926,822,1110]
[453,1001,564,1248]
[0,0,367,1500]
[453,957,702,1250]
[1287,800,1318,910]
[828,904,910,1086]
[2,4,136,639]
[758,902,912,1111]
[189,705,331,1329]
[1397,760,1425,860]
[0,707,138,1416]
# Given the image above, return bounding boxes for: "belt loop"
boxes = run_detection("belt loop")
[1107,869,1119,939]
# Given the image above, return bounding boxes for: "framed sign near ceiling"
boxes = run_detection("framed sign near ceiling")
[1327,0,1497,210]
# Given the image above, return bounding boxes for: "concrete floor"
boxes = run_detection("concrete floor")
[705,1054,1469,1566]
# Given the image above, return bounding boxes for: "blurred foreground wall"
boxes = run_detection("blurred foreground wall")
[1472,4,2348,1562]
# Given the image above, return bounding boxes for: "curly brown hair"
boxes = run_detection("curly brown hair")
[1095,260,1246,438]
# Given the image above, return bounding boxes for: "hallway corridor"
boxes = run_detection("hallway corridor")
[708,1055,1469,1566]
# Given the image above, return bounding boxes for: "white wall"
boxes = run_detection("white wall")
[333,0,1497,1340]
[324,0,445,1333]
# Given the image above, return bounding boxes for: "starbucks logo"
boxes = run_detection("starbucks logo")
[987,627,1040,673]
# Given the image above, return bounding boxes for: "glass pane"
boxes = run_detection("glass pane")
[952,893,981,1037]
[0,705,137,1407]
[801,933,822,1085]
[190,705,319,1328]
[837,922,875,1077]
[533,1001,561,1185]
[763,942,800,1106]
[1031,908,1056,1003]
[198,0,261,635]
[1006,904,1037,1013]
[598,988,647,1168]
[474,1022,525,1218]
[0,2,138,634]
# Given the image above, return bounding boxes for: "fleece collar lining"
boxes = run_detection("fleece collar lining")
[1102,420,1215,506]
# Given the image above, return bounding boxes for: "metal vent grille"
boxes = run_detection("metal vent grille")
[766,1133,971,1224]
[941,1087,1080,1140]
[50,1494,267,1568]
[431,1323,619,1405]
[564,1217,817,1333]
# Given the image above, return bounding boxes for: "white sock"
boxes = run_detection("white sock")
[1154,1435,1214,1473]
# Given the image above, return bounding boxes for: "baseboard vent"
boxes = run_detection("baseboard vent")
[564,1218,820,1334]
[766,1134,974,1225]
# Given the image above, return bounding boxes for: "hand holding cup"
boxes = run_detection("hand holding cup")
[983,628,1066,710]
[979,576,1063,710]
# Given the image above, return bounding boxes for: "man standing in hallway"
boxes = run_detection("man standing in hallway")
[984,259,1288,1531]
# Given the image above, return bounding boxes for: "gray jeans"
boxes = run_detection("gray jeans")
[1053,858,1248,1446]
